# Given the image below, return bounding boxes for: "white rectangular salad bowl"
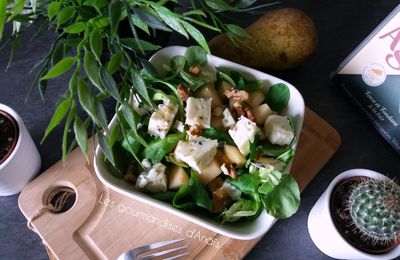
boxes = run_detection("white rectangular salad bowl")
[94,46,305,240]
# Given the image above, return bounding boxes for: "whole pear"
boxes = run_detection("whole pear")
[209,8,318,70]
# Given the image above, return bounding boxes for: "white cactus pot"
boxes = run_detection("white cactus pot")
[307,169,400,260]
[0,104,41,196]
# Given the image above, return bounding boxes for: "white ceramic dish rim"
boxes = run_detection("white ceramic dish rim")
[94,46,305,240]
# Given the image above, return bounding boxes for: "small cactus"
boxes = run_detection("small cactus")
[348,178,400,246]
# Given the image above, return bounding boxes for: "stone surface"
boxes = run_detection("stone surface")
[0,1,399,259]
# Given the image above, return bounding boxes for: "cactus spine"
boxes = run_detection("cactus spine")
[348,178,400,245]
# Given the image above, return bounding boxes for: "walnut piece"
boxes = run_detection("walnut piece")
[188,66,201,75]
[208,176,224,192]
[188,124,202,137]
[212,188,230,213]
[124,165,138,184]
[232,101,246,118]
[221,163,238,179]
[224,89,249,101]
[177,84,189,101]
[232,101,256,122]
[243,103,256,122]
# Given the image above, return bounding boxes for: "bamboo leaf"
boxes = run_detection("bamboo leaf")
[64,22,86,34]
[47,2,61,21]
[68,71,78,93]
[98,133,115,165]
[38,77,48,99]
[84,50,103,91]
[57,6,75,28]
[0,0,7,40]
[90,29,103,63]
[205,0,235,11]
[83,0,108,14]
[109,0,123,39]
[183,17,221,32]
[226,24,250,38]
[119,105,147,147]
[235,0,258,8]
[153,5,188,38]
[131,70,152,107]
[62,108,74,162]
[95,98,109,131]
[64,37,82,47]
[183,10,206,17]
[120,38,160,51]
[5,33,20,71]
[181,21,210,53]
[99,67,121,102]
[129,14,149,35]
[121,129,143,166]
[120,104,138,132]
[108,123,121,148]
[106,51,123,74]
[77,77,100,127]
[77,78,108,131]
[41,98,72,143]
[74,116,88,161]
[41,57,76,80]
[51,40,65,66]
[133,7,172,32]
[90,16,109,28]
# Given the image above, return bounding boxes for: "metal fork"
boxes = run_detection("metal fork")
[117,239,188,260]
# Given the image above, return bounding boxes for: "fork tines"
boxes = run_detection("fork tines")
[134,239,188,260]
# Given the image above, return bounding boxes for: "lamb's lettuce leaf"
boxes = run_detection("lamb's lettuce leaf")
[173,184,195,209]
[221,198,261,223]
[165,155,189,168]
[249,162,300,219]
[188,170,212,211]
[216,67,264,92]
[185,46,207,67]
[144,132,185,163]
[201,127,234,145]
[172,171,212,211]
[266,83,290,113]
[260,174,300,219]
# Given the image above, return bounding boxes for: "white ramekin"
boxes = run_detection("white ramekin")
[0,104,41,196]
[308,169,400,260]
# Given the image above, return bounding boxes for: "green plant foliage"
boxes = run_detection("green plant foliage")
[0,0,276,162]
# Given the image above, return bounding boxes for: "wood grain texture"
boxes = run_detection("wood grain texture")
[18,107,340,260]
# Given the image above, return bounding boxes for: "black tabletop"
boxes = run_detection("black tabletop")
[1,1,399,259]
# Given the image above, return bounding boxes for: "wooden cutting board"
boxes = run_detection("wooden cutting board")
[18,107,341,260]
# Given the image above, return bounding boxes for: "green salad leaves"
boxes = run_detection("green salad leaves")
[222,162,300,222]
[103,47,300,223]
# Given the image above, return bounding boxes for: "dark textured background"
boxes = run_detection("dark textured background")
[1,1,400,259]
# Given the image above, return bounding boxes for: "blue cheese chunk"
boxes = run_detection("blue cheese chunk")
[174,136,218,173]
[148,100,178,139]
[172,120,185,132]
[264,115,294,146]
[222,181,242,201]
[185,97,212,128]
[136,163,167,193]
[222,108,236,128]
[258,157,286,172]
[228,116,260,156]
